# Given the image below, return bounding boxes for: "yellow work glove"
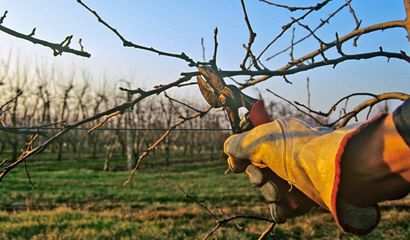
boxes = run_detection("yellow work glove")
[224,118,380,235]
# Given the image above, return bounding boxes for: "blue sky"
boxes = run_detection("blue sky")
[0,0,409,111]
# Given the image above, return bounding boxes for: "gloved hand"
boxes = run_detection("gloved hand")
[224,119,319,223]
[223,117,383,234]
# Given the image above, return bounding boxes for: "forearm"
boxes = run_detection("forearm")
[340,100,410,206]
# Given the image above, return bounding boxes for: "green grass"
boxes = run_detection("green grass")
[1,158,410,239]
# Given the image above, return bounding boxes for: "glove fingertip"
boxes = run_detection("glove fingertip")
[269,203,288,224]
[245,165,264,186]
[227,156,249,173]
[223,134,239,155]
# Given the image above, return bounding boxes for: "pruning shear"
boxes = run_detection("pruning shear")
[196,66,271,133]
[197,66,294,223]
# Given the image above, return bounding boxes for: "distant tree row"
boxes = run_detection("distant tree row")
[0,56,306,170]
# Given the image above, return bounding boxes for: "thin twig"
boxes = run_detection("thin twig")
[294,19,328,46]
[257,0,332,61]
[259,0,331,12]
[88,111,122,133]
[0,10,7,24]
[289,27,296,62]
[211,27,219,66]
[343,0,362,48]
[265,0,352,61]
[201,37,206,61]
[203,214,274,240]
[346,0,362,29]
[0,89,22,115]
[23,134,38,187]
[258,222,276,240]
[266,89,326,125]
[240,0,257,70]
[164,92,206,114]
[123,107,212,185]
[306,77,311,108]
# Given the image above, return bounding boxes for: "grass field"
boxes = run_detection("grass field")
[1,157,410,239]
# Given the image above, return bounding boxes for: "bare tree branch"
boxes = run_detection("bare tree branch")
[0,10,90,57]
[295,92,378,117]
[77,0,197,66]
[269,90,410,129]
[405,0,410,41]
[246,19,409,86]
[333,92,410,128]
[185,49,409,81]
